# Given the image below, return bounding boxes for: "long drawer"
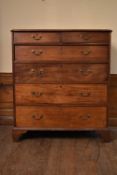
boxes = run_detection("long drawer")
[15,63,108,84]
[15,84,107,105]
[16,106,107,128]
[15,46,108,63]
[13,31,110,44]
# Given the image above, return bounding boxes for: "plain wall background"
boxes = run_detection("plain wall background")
[0,0,117,73]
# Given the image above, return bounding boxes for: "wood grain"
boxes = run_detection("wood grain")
[0,126,117,175]
[15,84,107,105]
[15,46,109,63]
[1,73,117,127]
[13,31,110,44]
[62,31,110,43]
[15,63,108,84]
[0,73,13,125]
[109,74,117,126]
[0,73,13,85]
[14,32,61,44]
[0,85,13,103]
[16,106,107,128]
[12,30,111,140]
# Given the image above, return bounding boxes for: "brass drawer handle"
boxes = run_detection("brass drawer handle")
[32,35,42,40]
[31,50,43,56]
[32,114,44,120]
[80,115,91,120]
[81,50,91,56]
[31,91,43,97]
[80,92,91,97]
[38,68,44,76]
[80,34,91,40]
[31,68,36,73]
[79,69,92,75]
[31,68,45,75]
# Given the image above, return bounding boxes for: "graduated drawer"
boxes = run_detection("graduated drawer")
[16,106,107,129]
[13,32,60,44]
[15,84,107,105]
[15,63,108,84]
[15,46,108,63]
[62,32,110,43]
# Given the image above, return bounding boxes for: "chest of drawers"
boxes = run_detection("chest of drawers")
[12,29,112,141]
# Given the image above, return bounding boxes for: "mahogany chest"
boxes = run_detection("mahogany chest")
[12,29,112,141]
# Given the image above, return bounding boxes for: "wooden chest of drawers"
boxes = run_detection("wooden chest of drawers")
[12,29,112,141]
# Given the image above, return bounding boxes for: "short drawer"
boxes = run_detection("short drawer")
[15,46,109,63]
[13,32,60,44]
[15,84,107,105]
[62,32,110,43]
[16,106,107,129]
[15,64,108,84]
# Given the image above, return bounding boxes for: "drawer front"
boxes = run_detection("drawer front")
[15,46,108,63]
[14,32,60,43]
[62,32,110,43]
[16,106,107,128]
[15,84,107,105]
[13,31,110,44]
[15,64,108,83]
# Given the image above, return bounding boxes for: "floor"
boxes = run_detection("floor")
[0,126,117,175]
